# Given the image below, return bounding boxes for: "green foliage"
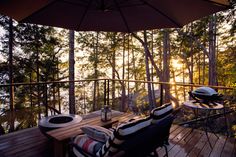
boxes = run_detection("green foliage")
[0,16,65,113]
[0,106,46,134]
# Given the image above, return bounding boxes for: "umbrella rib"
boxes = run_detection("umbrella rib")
[201,0,230,8]
[113,0,131,33]
[118,2,145,8]
[76,0,92,30]
[20,0,57,23]
[139,0,182,28]
[60,0,88,7]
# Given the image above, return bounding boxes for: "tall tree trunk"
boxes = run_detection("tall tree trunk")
[8,18,15,132]
[203,46,206,84]
[190,46,193,85]
[144,31,154,110]
[121,34,126,111]
[151,30,156,106]
[110,33,116,110]
[8,18,14,111]
[106,46,126,111]
[36,33,41,118]
[198,51,201,84]
[131,39,138,91]
[182,59,186,101]
[127,35,130,109]
[132,32,162,108]
[93,32,99,111]
[162,30,171,103]
[189,24,194,87]
[132,33,162,78]
[208,15,217,86]
[57,59,61,113]
[69,30,75,114]
[111,40,116,109]
[190,42,194,94]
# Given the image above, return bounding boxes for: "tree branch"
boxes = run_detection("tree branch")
[131,33,162,78]
[176,29,209,58]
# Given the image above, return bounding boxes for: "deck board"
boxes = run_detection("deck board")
[187,133,209,157]
[174,129,204,157]
[157,126,191,156]
[157,125,235,157]
[209,135,227,157]
[0,127,52,157]
[221,137,235,157]
[195,131,218,157]
[232,139,236,157]
[167,127,193,157]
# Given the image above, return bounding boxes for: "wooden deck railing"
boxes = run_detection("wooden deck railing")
[0,78,233,113]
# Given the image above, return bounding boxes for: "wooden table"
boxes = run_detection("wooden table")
[183,100,224,110]
[46,111,136,157]
[183,100,226,148]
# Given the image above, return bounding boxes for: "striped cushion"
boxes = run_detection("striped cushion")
[151,103,173,124]
[81,125,113,143]
[73,135,103,156]
[117,117,152,137]
[96,117,152,157]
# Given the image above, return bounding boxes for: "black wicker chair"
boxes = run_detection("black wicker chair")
[71,115,174,157]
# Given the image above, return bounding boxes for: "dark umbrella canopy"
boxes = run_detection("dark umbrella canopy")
[0,0,230,32]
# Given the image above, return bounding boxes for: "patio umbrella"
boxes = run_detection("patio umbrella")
[0,0,231,111]
[0,0,231,32]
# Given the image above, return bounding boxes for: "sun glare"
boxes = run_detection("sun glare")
[171,59,182,70]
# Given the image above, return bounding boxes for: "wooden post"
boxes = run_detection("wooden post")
[69,30,75,114]
[8,18,14,111]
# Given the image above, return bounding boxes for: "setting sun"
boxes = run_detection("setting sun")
[171,59,182,70]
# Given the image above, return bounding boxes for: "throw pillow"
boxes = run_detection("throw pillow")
[73,134,103,156]
[81,125,113,143]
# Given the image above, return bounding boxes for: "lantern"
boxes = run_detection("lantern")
[101,106,112,122]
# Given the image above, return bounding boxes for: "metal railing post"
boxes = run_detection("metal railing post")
[107,79,110,107]
[160,84,163,106]
[44,83,48,117]
[104,79,107,107]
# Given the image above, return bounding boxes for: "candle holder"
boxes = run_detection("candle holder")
[101,106,112,122]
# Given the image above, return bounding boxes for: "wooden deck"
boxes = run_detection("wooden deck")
[0,121,235,157]
[157,125,236,157]
[0,127,52,157]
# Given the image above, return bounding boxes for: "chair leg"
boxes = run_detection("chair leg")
[154,150,159,157]
[164,145,168,157]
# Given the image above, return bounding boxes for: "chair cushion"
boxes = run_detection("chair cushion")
[151,103,173,124]
[96,117,152,157]
[81,125,113,143]
[73,134,103,156]
[120,115,174,157]
[116,117,152,137]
